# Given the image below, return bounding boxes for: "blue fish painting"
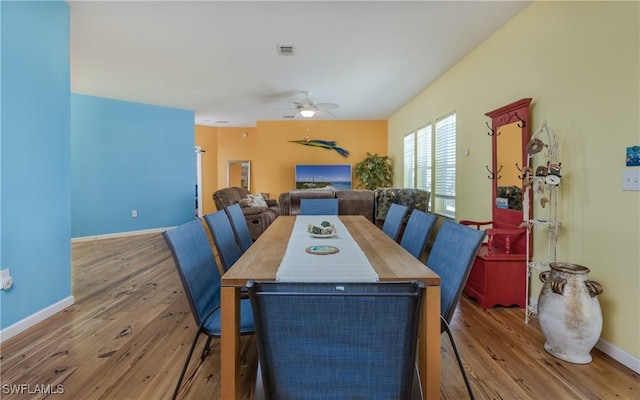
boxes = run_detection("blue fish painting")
[289,138,350,158]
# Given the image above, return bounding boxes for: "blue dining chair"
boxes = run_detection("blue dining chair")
[204,210,242,272]
[225,203,253,253]
[162,219,254,400]
[426,220,486,399]
[299,198,339,215]
[400,209,437,259]
[381,203,409,242]
[248,280,425,400]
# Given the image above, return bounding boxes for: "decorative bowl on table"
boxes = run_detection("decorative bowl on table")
[307,221,337,238]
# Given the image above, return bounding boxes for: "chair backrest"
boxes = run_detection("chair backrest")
[225,203,253,253]
[400,209,437,259]
[248,281,424,400]
[381,203,409,241]
[299,198,339,215]
[204,210,242,272]
[162,219,222,327]
[426,220,486,323]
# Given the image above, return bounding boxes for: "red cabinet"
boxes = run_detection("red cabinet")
[463,243,526,308]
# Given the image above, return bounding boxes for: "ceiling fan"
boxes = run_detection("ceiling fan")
[292,91,339,118]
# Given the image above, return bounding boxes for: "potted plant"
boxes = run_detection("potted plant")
[354,153,393,190]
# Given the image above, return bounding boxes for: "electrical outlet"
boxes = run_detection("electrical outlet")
[622,168,640,191]
[132,210,138,218]
[1,269,13,291]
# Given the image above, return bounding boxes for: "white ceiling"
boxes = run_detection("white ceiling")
[68,1,530,127]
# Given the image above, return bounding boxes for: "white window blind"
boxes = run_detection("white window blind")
[403,132,415,188]
[416,124,432,192]
[434,113,456,217]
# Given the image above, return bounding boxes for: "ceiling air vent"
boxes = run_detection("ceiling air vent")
[277,45,295,56]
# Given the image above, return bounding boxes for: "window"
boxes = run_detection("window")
[403,124,432,191]
[402,116,453,217]
[416,124,432,192]
[403,132,415,188]
[434,113,456,217]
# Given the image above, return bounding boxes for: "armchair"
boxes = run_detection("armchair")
[373,188,430,232]
[213,187,279,241]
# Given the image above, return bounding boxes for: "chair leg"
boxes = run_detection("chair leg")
[253,360,265,400]
[172,329,203,400]
[412,363,423,400]
[442,319,475,400]
[200,336,213,361]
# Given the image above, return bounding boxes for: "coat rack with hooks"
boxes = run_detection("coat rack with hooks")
[495,110,526,130]
[486,164,503,180]
[461,98,532,310]
[486,122,497,136]
[524,120,562,323]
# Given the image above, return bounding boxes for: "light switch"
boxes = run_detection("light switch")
[622,168,640,191]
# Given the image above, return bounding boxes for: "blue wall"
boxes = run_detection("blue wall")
[71,95,195,237]
[1,1,71,329]
[0,2,195,332]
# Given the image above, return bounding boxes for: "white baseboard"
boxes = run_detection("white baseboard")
[596,337,640,374]
[0,295,75,343]
[71,227,174,243]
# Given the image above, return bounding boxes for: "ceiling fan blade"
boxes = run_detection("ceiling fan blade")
[312,108,337,119]
[293,99,314,108]
[290,91,339,115]
[315,102,339,110]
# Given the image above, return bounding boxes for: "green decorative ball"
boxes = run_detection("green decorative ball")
[320,221,331,227]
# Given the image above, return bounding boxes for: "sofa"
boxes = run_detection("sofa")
[279,189,375,221]
[213,187,279,240]
[278,188,430,227]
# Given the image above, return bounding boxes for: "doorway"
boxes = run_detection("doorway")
[195,146,204,218]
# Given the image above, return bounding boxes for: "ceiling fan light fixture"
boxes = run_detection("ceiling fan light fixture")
[300,109,315,118]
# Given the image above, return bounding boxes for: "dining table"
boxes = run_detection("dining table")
[220,215,441,399]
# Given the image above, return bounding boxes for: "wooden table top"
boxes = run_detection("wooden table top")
[221,215,440,287]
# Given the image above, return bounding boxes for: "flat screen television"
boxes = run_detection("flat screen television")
[295,164,352,190]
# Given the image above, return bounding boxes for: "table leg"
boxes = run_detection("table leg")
[420,284,441,399]
[221,286,240,400]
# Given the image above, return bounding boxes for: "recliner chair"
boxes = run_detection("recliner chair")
[213,187,279,240]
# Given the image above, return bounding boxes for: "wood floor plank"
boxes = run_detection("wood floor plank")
[0,232,637,400]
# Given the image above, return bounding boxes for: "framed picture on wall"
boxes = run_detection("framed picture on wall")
[626,146,640,166]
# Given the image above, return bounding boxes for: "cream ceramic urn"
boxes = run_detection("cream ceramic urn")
[537,262,603,364]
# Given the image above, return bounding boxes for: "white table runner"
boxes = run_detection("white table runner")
[276,215,379,282]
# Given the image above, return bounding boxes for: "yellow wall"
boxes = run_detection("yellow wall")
[205,120,388,203]
[389,1,639,360]
[194,125,218,214]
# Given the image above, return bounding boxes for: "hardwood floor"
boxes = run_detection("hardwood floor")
[0,232,637,399]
